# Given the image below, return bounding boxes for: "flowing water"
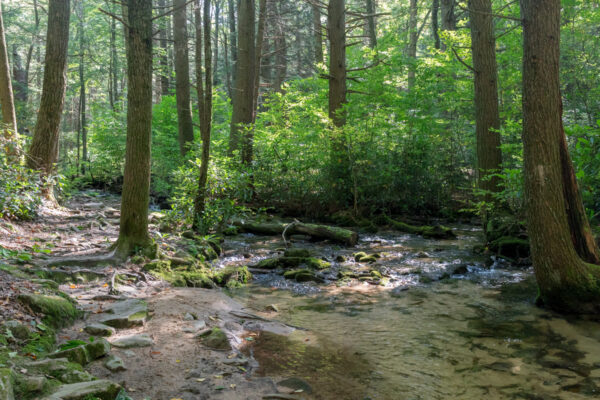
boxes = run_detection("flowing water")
[215,226,600,400]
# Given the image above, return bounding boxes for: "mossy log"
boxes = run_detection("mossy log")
[384,217,455,239]
[233,220,358,246]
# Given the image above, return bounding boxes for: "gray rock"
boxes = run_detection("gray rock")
[83,323,115,337]
[3,320,32,340]
[183,312,196,321]
[104,355,126,372]
[111,334,154,348]
[182,320,207,333]
[85,338,111,360]
[25,358,70,374]
[276,377,313,394]
[123,350,136,358]
[43,379,121,400]
[99,299,147,328]
[0,368,14,400]
[16,375,46,392]
[199,327,230,351]
[58,370,94,385]
[223,357,248,366]
[48,346,90,366]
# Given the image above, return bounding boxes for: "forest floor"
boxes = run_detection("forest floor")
[0,191,308,400]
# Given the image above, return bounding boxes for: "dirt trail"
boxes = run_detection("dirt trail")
[0,192,309,400]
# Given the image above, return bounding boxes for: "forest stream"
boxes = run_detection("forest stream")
[2,192,600,400]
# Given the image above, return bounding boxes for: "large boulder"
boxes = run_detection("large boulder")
[17,294,80,327]
[99,299,148,328]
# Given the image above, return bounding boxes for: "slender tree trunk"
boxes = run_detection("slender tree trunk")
[115,0,154,257]
[173,0,195,155]
[312,4,323,65]
[328,0,346,128]
[27,0,70,183]
[273,0,286,93]
[78,1,87,174]
[365,0,377,49]
[521,0,600,314]
[407,0,418,90]
[213,0,220,86]
[252,0,267,123]
[432,0,440,50]
[11,46,27,103]
[228,0,237,91]
[108,0,119,109]
[469,0,502,202]
[193,0,213,228]
[229,0,255,160]
[440,0,455,51]
[158,0,170,96]
[0,1,19,162]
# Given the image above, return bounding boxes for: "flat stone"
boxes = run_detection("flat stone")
[16,375,46,392]
[277,377,313,394]
[43,379,121,400]
[83,323,115,337]
[111,334,154,349]
[99,299,147,328]
[182,320,207,333]
[104,355,126,372]
[48,346,90,366]
[25,358,70,374]
[85,338,111,360]
[0,368,14,400]
[58,369,94,385]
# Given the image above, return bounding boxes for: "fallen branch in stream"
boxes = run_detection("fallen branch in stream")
[233,220,359,246]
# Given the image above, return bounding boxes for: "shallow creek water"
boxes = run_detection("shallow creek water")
[215,226,600,400]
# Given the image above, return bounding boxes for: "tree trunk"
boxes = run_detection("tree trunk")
[521,0,600,314]
[78,2,87,174]
[312,4,323,65]
[158,0,170,97]
[432,0,440,50]
[27,0,70,181]
[115,0,153,257]
[213,0,220,86]
[193,0,213,229]
[229,0,255,160]
[228,0,237,91]
[440,0,455,51]
[328,0,346,129]
[469,0,502,202]
[273,0,286,93]
[11,46,27,103]
[365,0,377,49]
[252,0,267,123]
[174,0,195,155]
[0,1,19,163]
[407,0,418,90]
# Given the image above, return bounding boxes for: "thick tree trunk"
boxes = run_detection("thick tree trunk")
[312,4,323,65]
[115,0,153,257]
[193,0,213,228]
[0,2,19,162]
[174,0,195,155]
[440,0,455,51]
[407,0,418,90]
[27,0,70,180]
[469,0,502,202]
[365,0,377,49]
[229,0,255,159]
[158,0,170,97]
[432,0,440,50]
[521,0,600,314]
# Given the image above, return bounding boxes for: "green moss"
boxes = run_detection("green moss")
[200,327,230,350]
[283,269,322,283]
[17,294,80,328]
[142,259,171,273]
[385,217,456,239]
[284,248,311,258]
[212,266,252,288]
[222,226,239,236]
[353,252,368,261]
[305,257,331,270]
[370,270,382,279]
[489,236,530,259]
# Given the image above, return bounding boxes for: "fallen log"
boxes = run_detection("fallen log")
[384,216,456,239]
[233,220,358,246]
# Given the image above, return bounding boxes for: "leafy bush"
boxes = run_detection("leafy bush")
[0,164,42,220]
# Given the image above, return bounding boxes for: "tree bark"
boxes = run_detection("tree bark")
[407,0,418,90]
[252,0,267,123]
[469,0,502,202]
[440,0,455,51]
[115,0,153,257]
[228,0,237,91]
[273,0,286,93]
[78,1,87,174]
[27,0,70,180]
[365,0,377,49]
[213,0,221,86]
[521,0,600,314]
[312,3,323,64]
[432,0,440,50]
[173,0,195,155]
[158,0,170,96]
[0,1,19,162]
[229,0,255,159]
[193,0,213,228]
[328,0,346,129]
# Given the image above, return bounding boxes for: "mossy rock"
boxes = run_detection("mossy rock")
[305,257,331,270]
[353,252,368,261]
[283,269,323,283]
[15,374,46,395]
[338,269,359,279]
[43,379,121,400]
[17,294,80,328]
[421,225,456,240]
[142,259,171,273]
[489,236,530,259]
[49,346,90,366]
[283,248,311,258]
[486,215,525,243]
[211,266,252,289]
[254,258,282,270]
[370,270,383,279]
[199,328,230,351]
[0,368,14,400]
[222,226,239,236]
[85,339,111,360]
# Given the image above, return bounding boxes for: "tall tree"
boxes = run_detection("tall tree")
[173,0,195,155]
[228,0,237,90]
[469,0,502,202]
[193,0,213,228]
[432,0,440,50]
[312,3,323,64]
[407,0,418,90]
[213,0,221,86]
[77,0,87,174]
[158,0,170,97]
[252,0,267,123]
[0,0,19,162]
[440,0,455,50]
[27,0,71,182]
[328,0,346,129]
[272,0,287,92]
[229,0,255,161]
[521,0,600,314]
[365,0,377,49]
[115,0,153,256]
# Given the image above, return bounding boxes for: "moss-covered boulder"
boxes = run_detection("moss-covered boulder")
[99,299,148,329]
[0,368,14,400]
[85,339,111,360]
[17,294,80,328]
[24,358,92,384]
[305,257,331,270]
[283,248,311,258]
[83,323,115,337]
[43,379,121,400]
[199,327,230,351]
[489,236,530,259]
[283,269,324,283]
[211,266,252,288]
